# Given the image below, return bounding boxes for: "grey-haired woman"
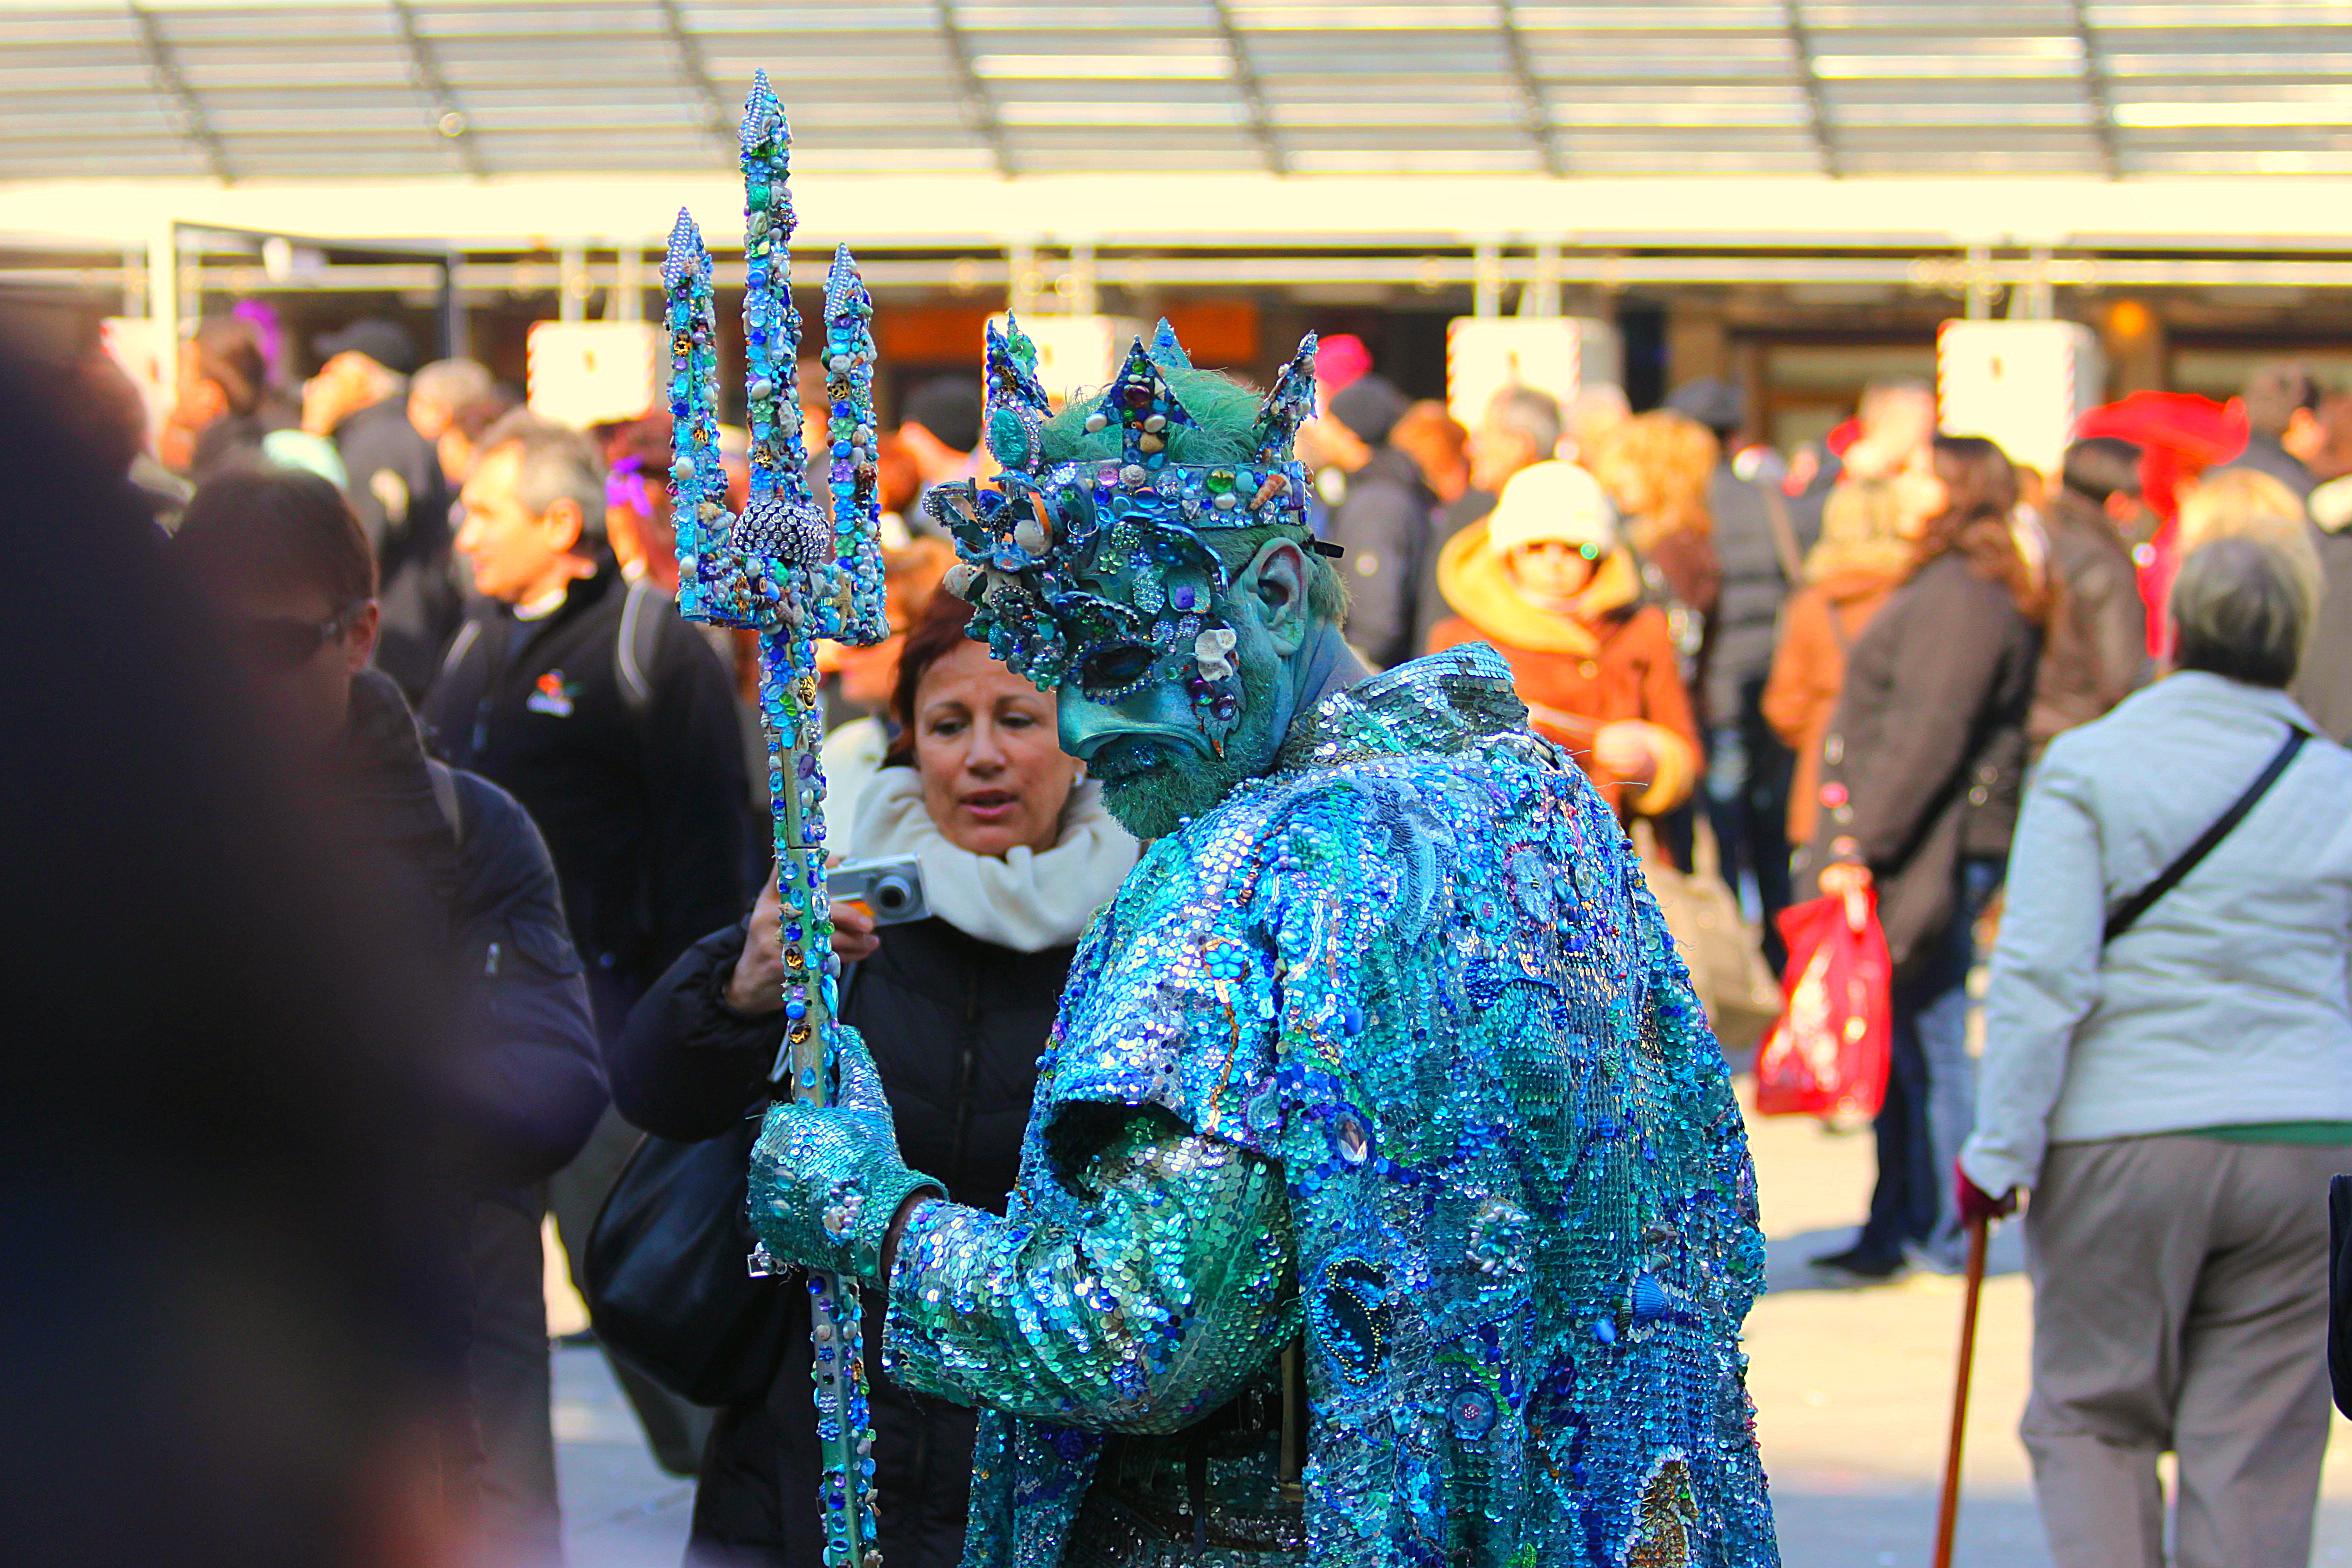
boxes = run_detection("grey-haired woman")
[1961,533,2352,1568]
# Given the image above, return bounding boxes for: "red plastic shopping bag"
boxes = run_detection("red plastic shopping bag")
[1753,885,1894,1119]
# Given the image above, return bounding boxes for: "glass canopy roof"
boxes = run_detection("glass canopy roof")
[0,0,2346,183]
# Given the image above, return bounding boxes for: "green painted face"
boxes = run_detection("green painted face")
[1056,579,1296,842]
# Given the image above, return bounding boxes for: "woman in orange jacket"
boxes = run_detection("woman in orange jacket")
[1428,459,1701,820]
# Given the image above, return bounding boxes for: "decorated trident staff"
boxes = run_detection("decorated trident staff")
[663,70,890,1568]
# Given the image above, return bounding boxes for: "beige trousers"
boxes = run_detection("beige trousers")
[2022,1134,2347,1568]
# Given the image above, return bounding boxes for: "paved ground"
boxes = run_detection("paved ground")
[555,1087,2352,1567]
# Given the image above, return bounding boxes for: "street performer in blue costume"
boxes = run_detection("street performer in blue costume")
[746,314,1779,1567]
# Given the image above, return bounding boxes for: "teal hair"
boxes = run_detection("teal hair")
[1036,365,1266,466]
[1035,365,1348,623]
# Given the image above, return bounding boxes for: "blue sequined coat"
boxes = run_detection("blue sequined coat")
[883,645,1778,1567]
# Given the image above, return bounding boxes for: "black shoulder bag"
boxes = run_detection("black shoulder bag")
[584,964,860,1407]
[2103,724,2309,943]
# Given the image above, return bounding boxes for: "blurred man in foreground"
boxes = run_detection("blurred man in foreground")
[0,331,459,1568]
[177,465,606,1565]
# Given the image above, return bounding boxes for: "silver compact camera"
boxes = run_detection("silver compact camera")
[830,854,930,925]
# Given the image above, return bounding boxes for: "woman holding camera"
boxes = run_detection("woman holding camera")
[607,593,1136,1568]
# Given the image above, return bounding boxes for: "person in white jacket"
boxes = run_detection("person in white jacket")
[1959,531,2352,1568]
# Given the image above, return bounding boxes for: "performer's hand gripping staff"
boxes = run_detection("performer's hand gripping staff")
[664,72,935,1568]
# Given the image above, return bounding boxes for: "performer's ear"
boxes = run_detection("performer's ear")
[1238,536,1312,657]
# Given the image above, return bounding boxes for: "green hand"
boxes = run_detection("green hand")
[747,1023,943,1284]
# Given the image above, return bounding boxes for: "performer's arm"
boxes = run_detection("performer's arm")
[881,1104,1297,1435]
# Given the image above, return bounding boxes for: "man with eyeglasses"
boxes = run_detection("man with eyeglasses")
[174,464,606,1566]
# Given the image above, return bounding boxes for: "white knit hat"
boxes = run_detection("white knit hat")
[1484,460,1619,557]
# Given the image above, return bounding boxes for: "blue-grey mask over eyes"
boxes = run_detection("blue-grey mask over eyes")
[925,318,1318,754]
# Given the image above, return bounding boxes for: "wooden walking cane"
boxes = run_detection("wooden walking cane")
[1932,1214,1993,1568]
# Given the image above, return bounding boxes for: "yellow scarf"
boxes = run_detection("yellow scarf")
[1435,520,1642,655]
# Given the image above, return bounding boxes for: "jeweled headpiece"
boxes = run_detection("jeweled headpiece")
[927,318,1318,748]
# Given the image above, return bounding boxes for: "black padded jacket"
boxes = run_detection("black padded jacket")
[1817,547,2041,981]
[609,912,1074,1568]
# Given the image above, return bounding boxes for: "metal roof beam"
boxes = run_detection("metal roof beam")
[127,1,232,184]
[936,1,1014,179]
[2070,0,2122,181]
[1207,0,1285,176]
[388,0,485,179]
[21,171,2352,254]
[71,249,2352,301]
[1783,2,1838,179]
[1499,1,1566,178]
[658,0,733,150]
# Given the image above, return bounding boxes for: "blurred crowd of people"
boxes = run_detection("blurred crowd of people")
[32,301,2352,1568]
[1314,350,2352,1568]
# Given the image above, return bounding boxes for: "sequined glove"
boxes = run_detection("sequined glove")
[747,1024,942,1285]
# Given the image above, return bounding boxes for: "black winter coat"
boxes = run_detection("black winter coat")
[341,668,606,1197]
[421,568,754,1035]
[1704,466,1814,721]
[608,913,1074,1568]
[1328,445,1438,672]
[336,669,605,1526]
[1818,548,2040,980]
[333,396,459,699]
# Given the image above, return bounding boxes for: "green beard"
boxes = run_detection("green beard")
[1096,653,1285,841]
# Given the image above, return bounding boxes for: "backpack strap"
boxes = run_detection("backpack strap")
[436,616,484,695]
[2104,724,2309,943]
[1825,595,1856,657]
[423,759,467,848]
[615,577,665,718]
[1763,486,1806,587]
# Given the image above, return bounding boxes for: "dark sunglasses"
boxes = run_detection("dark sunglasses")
[231,598,370,671]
